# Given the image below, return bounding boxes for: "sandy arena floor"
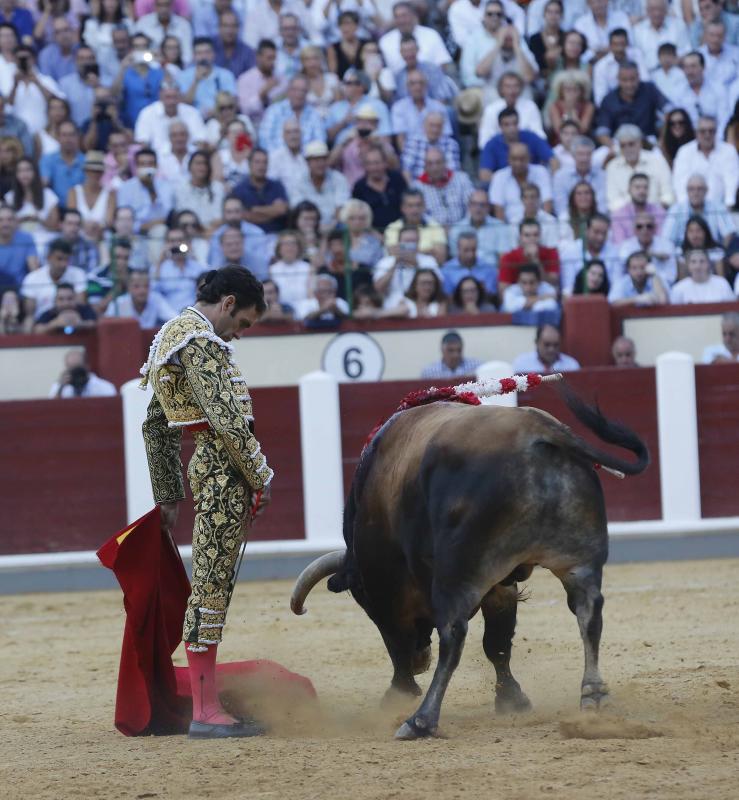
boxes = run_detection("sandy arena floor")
[1,558,738,800]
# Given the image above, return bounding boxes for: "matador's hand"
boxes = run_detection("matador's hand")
[160,501,180,549]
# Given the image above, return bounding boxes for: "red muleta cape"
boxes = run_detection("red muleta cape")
[97,508,316,736]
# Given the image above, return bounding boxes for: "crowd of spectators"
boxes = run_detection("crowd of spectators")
[0,0,738,353]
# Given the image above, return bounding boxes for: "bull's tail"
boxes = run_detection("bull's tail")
[558,384,650,476]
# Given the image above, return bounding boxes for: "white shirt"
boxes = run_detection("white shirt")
[574,9,633,55]
[477,97,544,148]
[21,265,88,318]
[511,350,581,373]
[633,16,689,71]
[448,0,484,49]
[651,65,691,106]
[488,164,553,224]
[136,13,193,64]
[618,234,678,285]
[269,258,313,306]
[699,44,739,90]
[158,148,196,184]
[670,275,735,304]
[606,150,675,211]
[702,343,739,363]
[681,82,722,128]
[9,71,65,134]
[558,240,622,295]
[379,25,452,73]
[267,146,308,194]
[49,372,117,398]
[373,253,440,308]
[134,102,208,157]
[104,291,177,328]
[501,282,558,313]
[592,50,649,105]
[672,141,739,208]
[294,295,350,320]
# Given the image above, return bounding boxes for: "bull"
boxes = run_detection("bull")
[290,390,649,739]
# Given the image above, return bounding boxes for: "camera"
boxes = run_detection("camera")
[196,58,210,68]
[171,243,189,256]
[357,128,372,139]
[17,54,29,73]
[69,365,89,394]
[83,64,99,78]
[398,241,417,253]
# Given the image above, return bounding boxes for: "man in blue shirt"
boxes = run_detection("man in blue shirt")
[0,207,37,290]
[40,120,85,206]
[479,107,554,184]
[117,148,174,236]
[441,230,498,298]
[119,33,165,129]
[59,46,98,128]
[259,75,326,152]
[0,1,34,42]
[38,16,78,82]
[213,10,254,78]
[207,197,272,279]
[177,37,237,120]
[230,149,289,234]
[595,62,670,147]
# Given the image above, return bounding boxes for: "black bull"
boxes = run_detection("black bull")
[291,389,649,739]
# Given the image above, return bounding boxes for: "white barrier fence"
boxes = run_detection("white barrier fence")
[2,353,737,580]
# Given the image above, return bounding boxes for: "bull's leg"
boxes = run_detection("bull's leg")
[559,565,609,709]
[378,624,423,700]
[395,612,468,740]
[481,586,532,714]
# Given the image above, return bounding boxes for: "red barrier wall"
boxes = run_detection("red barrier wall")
[0,387,303,556]
[695,364,739,518]
[0,397,127,554]
[339,369,662,522]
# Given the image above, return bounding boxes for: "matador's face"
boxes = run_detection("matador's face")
[215,299,262,341]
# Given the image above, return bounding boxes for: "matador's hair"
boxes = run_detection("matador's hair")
[197,266,266,313]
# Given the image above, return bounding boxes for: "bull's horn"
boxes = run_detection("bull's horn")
[290,550,346,616]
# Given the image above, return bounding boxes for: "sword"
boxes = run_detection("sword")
[226,489,263,609]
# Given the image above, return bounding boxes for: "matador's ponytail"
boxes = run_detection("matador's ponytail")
[196,266,266,313]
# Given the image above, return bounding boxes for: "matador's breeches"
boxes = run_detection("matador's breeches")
[183,431,248,649]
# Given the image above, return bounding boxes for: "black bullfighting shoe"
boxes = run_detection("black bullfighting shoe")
[188,718,267,739]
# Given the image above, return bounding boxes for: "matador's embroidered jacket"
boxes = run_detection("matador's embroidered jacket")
[139,306,273,501]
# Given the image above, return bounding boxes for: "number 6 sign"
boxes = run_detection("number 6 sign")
[321,332,385,383]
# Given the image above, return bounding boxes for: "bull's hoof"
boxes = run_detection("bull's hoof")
[495,687,532,715]
[412,645,432,675]
[394,716,438,740]
[580,683,610,711]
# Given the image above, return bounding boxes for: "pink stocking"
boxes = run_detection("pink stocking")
[186,644,238,725]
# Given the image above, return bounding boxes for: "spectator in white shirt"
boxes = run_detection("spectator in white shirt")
[681,51,722,127]
[157,118,194,183]
[672,114,739,207]
[618,213,677,285]
[699,20,739,89]
[49,350,117,398]
[379,2,452,73]
[664,174,736,247]
[606,124,675,211]
[501,263,559,313]
[651,42,691,105]
[136,0,193,65]
[512,322,580,373]
[135,81,208,156]
[21,238,87,320]
[559,213,622,294]
[702,311,739,363]
[489,142,553,224]
[671,248,736,303]
[633,0,689,71]
[477,72,545,148]
[448,0,485,50]
[592,27,649,105]
[574,0,632,60]
[7,44,65,135]
[104,269,176,327]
